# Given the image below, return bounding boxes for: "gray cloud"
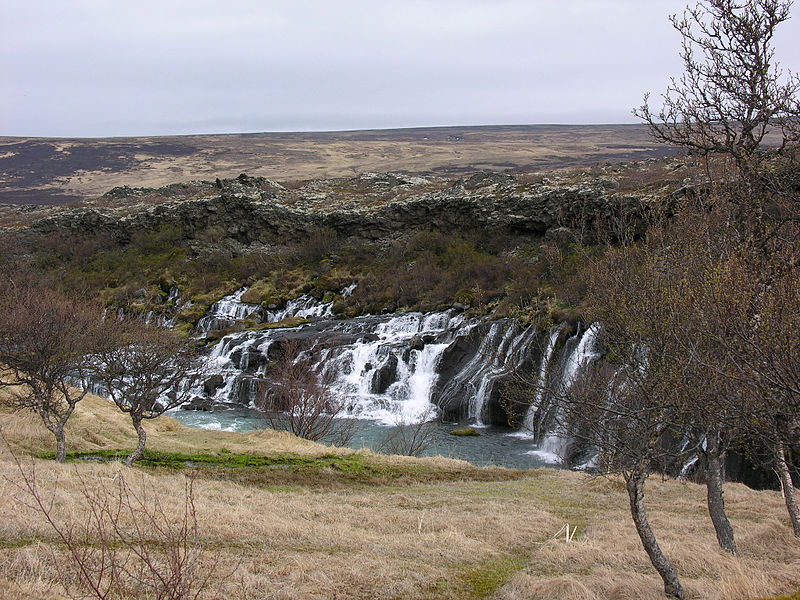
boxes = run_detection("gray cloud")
[2,0,798,136]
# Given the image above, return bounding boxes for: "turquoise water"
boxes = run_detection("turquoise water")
[171,408,557,470]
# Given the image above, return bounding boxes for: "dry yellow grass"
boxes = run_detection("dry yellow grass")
[1,392,799,599]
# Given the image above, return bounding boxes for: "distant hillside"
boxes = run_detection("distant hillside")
[0,124,675,205]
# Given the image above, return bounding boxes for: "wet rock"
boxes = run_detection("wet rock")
[181,396,214,411]
[370,354,399,394]
[203,374,224,395]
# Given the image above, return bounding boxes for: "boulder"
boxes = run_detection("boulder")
[370,354,399,394]
[203,374,224,395]
[181,396,214,411]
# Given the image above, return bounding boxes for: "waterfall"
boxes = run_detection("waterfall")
[429,319,540,425]
[518,323,566,436]
[315,311,471,424]
[195,288,261,336]
[468,322,539,426]
[195,287,343,337]
[181,285,609,448]
[265,294,333,322]
[527,323,602,464]
[184,306,476,424]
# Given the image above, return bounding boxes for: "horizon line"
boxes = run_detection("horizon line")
[0,122,648,141]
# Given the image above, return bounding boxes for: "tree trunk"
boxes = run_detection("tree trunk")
[703,431,738,554]
[625,469,685,600]
[125,417,146,467]
[774,441,800,537]
[54,425,67,464]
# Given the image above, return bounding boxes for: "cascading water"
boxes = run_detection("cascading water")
[195,287,337,337]
[527,323,602,464]
[519,323,567,436]
[168,282,624,468]
[431,320,541,425]
[266,294,333,322]
[301,311,470,424]
[195,288,261,336]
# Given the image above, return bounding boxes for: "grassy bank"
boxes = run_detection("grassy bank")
[1,395,799,599]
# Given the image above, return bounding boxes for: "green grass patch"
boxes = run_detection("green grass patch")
[51,448,368,470]
[435,555,527,599]
[36,448,527,489]
[462,555,527,597]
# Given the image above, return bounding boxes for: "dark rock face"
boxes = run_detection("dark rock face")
[432,324,490,421]
[182,396,215,411]
[203,374,224,395]
[26,172,648,249]
[370,354,398,394]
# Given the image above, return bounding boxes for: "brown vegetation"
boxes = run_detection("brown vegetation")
[0,395,798,600]
[0,124,675,206]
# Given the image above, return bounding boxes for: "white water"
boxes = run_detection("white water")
[195,287,345,336]
[195,288,261,336]
[183,285,608,454]
[467,322,539,426]
[528,323,602,464]
[517,323,566,436]
[317,311,471,424]
[265,294,333,322]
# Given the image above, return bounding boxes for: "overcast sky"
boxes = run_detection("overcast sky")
[2,0,800,137]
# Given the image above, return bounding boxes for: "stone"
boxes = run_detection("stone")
[203,374,224,395]
[181,396,214,411]
[409,335,425,351]
[370,354,399,394]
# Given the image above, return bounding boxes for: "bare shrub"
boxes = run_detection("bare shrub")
[375,408,438,457]
[297,228,341,264]
[6,453,217,600]
[257,339,356,445]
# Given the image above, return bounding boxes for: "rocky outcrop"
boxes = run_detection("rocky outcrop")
[26,171,651,247]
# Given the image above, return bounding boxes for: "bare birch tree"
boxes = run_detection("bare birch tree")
[94,322,197,466]
[635,0,800,176]
[0,278,103,463]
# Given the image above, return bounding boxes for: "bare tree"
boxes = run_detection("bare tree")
[94,322,198,467]
[565,358,686,600]
[713,249,800,536]
[0,278,104,463]
[635,0,800,175]
[257,339,355,444]
[574,241,688,600]
[631,0,800,547]
[650,206,747,555]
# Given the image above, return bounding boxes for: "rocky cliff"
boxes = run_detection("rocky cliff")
[25,169,667,248]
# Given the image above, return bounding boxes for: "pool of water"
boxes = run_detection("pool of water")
[171,408,561,470]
